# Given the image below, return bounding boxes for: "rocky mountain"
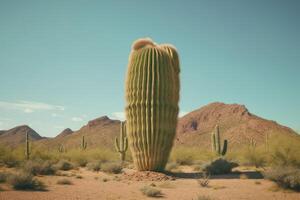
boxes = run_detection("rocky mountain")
[1,102,298,149]
[0,125,43,147]
[55,128,74,138]
[175,102,298,148]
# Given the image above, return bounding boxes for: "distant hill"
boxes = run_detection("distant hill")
[37,116,120,150]
[175,102,298,148]
[0,125,43,147]
[1,102,298,150]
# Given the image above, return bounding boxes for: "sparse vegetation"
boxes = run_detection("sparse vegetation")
[101,162,123,174]
[75,175,83,179]
[0,172,10,183]
[102,177,109,182]
[54,160,73,171]
[264,167,300,191]
[140,185,162,197]
[203,158,238,175]
[86,161,102,172]
[7,172,45,190]
[57,178,72,185]
[23,160,56,175]
[197,173,210,187]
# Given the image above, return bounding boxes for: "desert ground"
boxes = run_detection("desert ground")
[0,166,299,200]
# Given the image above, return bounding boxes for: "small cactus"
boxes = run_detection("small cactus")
[80,136,87,150]
[249,138,256,149]
[25,132,31,160]
[115,121,128,162]
[265,133,269,152]
[211,125,227,156]
[58,144,65,153]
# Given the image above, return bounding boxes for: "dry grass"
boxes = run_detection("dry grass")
[140,185,162,197]
[57,178,72,185]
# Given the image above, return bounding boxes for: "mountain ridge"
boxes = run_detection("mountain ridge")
[0,102,298,149]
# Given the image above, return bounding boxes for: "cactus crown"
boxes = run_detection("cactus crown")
[131,37,156,51]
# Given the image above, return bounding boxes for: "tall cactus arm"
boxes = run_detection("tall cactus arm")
[221,140,228,156]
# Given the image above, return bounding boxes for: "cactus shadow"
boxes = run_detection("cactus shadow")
[165,171,263,179]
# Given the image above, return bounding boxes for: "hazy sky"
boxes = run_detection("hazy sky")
[0,0,299,137]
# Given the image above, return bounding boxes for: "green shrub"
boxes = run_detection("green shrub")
[101,162,122,174]
[203,158,238,175]
[7,172,45,190]
[244,150,267,168]
[23,160,56,175]
[54,160,73,171]
[57,178,72,185]
[86,161,102,172]
[0,172,11,183]
[140,185,162,197]
[170,147,215,166]
[264,167,300,191]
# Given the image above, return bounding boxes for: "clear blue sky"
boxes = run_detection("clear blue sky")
[0,0,299,137]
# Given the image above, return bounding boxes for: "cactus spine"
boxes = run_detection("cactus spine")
[115,121,128,162]
[211,125,227,156]
[125,38,180,171]
[25,132,31,160]
[80,136,87,150]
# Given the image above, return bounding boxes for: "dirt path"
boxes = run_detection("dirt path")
[0,168,299,200]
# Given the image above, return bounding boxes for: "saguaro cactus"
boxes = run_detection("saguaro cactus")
[115,121,128,162]
[58,144,65,153]
[211,125,227,156]
[125,38,180,171]
[80,136,87,150]
[25,132,31,160]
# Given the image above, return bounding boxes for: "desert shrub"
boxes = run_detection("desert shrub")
[64,148,117,165]
[244,149,267,168]
[31,149,58,161]
[86,161,102,172]
[197,173,210,187]
[170,147,215,166]
[23,160,56,175]
[57,178,72,185]
[54,160,73,171]
[0,172,11,183]
[264,167,300,191]
[101,162,122,174]
[140,185,162,197]
[269,146,300,168]
[7,172,45,190]
[203,158,238,175]
[75,175,82,179]
[0,148,20,168]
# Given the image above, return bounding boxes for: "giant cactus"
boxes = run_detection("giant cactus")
[211,125,227,156]
[125,38,180,171]
[115,121,128,162]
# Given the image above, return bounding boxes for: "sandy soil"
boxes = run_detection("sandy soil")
[0,167,299,200]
